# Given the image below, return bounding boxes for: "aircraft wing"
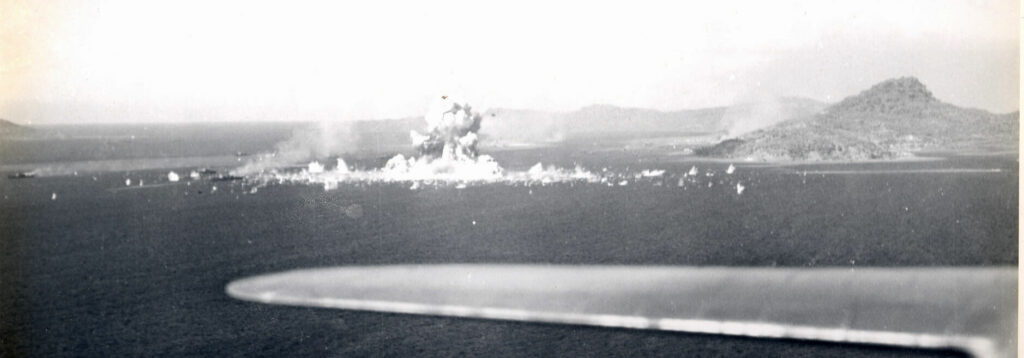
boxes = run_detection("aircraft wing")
[226,265,1017,358]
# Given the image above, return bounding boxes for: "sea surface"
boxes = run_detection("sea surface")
[1,123,1016,357]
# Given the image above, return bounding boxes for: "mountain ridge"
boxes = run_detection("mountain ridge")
[696,77,1018,161]
[482,97,826,143]
[0,118,33,137]
[348,97,826,145]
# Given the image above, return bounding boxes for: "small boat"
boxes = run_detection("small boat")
[7,172,36,179]
[210,174,244,182]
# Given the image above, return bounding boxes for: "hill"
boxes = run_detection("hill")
[478,98,824,144]
[697,77,1019,161]
[252,98,826,153]
[0,118,33,137]
[479,105,726,145]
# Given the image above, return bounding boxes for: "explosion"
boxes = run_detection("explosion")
[377,96,505,181]
[412,97,483,160]
[239,96,742,192]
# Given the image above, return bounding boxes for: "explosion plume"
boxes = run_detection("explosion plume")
[411,97,484,161]
[377,96,504,181]
[239,96,722,192]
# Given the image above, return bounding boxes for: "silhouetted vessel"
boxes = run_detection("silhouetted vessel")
[7,172,36,179]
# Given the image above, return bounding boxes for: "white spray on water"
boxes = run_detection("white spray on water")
[245,96,604,186]
[235,96,746,194]
[233,120,356,176]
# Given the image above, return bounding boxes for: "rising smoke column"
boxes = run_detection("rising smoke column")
[242,96,628,186]
[410,97,484,161]
[377,96,505,181]
[233,120,356,175]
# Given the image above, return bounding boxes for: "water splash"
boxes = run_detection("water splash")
[241,97,609,187]
[235,96,749,195]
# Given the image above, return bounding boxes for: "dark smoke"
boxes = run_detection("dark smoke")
[411,98,484,161]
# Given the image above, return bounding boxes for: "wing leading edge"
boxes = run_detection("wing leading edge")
[226,265,1017,358]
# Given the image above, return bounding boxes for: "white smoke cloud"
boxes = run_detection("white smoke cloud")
[233,120,356,175]
[255,158,601,187]
[240,96,607,186]
[722,94,785,139]
[237,96,740,192]
[411,96,485,160]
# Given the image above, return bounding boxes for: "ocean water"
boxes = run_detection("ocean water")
[1,123,1015,357]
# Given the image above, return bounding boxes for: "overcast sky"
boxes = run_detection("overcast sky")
[1,0,1019,124]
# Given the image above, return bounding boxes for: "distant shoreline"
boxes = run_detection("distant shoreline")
[662,153,947,166]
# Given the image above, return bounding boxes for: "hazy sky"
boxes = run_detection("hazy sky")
[1,0,1019,123]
